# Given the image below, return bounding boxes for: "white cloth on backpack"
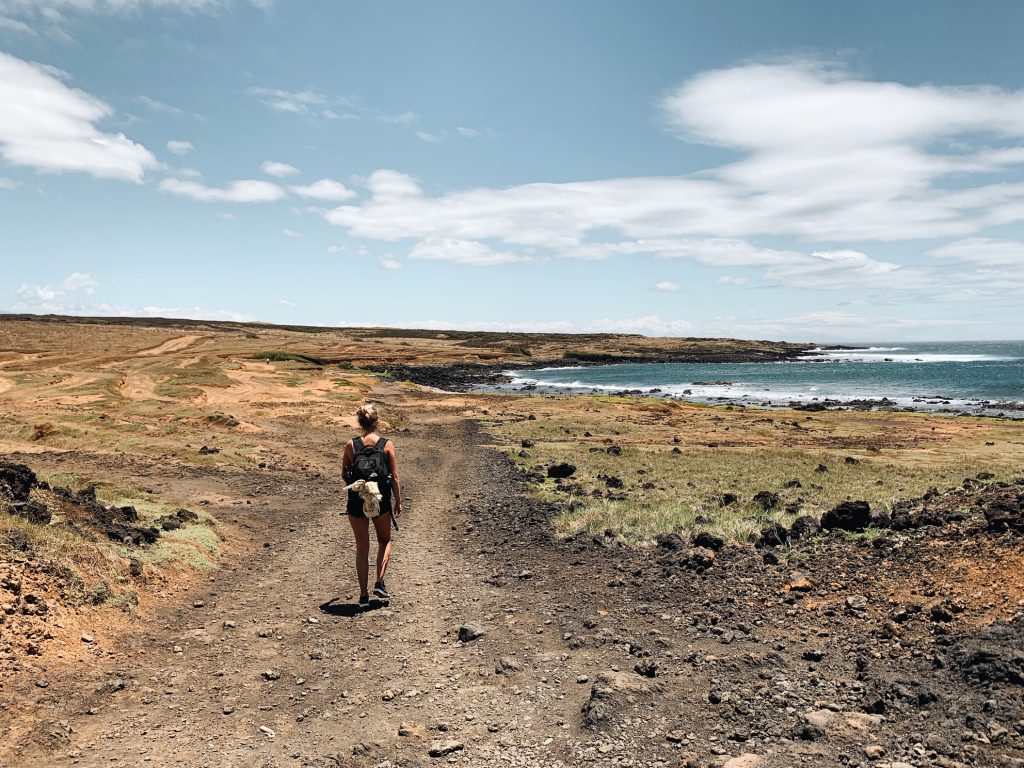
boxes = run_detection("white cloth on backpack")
[345,479,382,518]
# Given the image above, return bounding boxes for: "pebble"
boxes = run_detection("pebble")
[458,621,486,642]
[428,739,465,757]
[259,725,275,739]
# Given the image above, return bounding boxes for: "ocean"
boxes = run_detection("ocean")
[498,341,1024,416]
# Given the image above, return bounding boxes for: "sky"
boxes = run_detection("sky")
[1,1,1024,342]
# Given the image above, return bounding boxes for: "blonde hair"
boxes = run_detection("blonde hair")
[356,403,379,431]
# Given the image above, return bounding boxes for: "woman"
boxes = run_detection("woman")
[342,403,403,607]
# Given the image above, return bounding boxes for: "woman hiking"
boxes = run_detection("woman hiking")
[342,403,403,608]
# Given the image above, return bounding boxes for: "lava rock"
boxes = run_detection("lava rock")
[789,515,821,540]
[0,462,37,503]
[752,491,781,510]
[547,462,577,479]
[692,531,725,551]
[821,500,871,531]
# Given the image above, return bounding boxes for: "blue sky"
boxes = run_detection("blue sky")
[2,1,1024,341]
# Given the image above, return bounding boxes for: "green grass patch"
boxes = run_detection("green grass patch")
[154,363,233,399]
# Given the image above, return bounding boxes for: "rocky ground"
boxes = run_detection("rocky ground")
[1,403,1022,768]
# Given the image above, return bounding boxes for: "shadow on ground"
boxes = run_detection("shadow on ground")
[318,597,388,617]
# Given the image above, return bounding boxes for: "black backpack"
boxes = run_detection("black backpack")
[349,436,390,484]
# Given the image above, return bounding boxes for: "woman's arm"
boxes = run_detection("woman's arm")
[385,441,402,517]
[342,439,354,481]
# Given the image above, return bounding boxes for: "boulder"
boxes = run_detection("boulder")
[692,531,725,551]
[821,500,871,531]
[546,462,576,479]
[757,522,788,548]
[0,462,37,503]
[752,491,780,510]
[789,515,821,540]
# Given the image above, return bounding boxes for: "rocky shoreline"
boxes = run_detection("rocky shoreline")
[367,346,815,392]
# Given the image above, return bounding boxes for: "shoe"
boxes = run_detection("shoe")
[357,594,370,608]
[372,581,391,601]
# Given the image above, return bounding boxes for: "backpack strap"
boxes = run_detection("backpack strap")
[374,437,388,451]
[353,436,364,453]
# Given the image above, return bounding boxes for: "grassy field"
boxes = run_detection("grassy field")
[483,395,1024,543]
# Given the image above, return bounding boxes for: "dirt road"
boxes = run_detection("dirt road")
[2,407,613,767]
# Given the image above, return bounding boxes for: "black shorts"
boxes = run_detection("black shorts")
[346,489,392,519]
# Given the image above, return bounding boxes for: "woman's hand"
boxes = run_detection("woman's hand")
[394,501,403,518]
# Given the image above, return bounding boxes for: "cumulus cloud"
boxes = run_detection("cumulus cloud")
[261,160,299,177]
[0,52,159,182]
[654,281,681,292]
[289,178,355,201]
[158,177,285,203]
[408,237,533,267]
[166,139,193,155]
[11,271,251,321]
[380,258,402,271]
[14,272,97,313]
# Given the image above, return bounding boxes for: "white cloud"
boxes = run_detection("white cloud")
[716,275,749,286]
[11,271,251,322]
[377,110,417,125]
[700,311,966,343]
[0,2,266,47]
[415,129,443,143]
[14,272,97,313]
[216,211,235,220]
[166,139,193,155]
[333,316,693,336]
[248,86,330,116]
[289,178,355,201]
[282,228,301,238]
[279,299,296,308]
[456,126,479,138]
[136,95,183,115]
[159,177,285,203]
[321,61,1024,306]
[927,237,1024,266]
[138,305,252,322]
[261,160,299,177]
[0,52,159,182]
[380,258,402,271]
[0,176,20,189]
[654,281,681,292]
[0,15,34,34]
[408,237,533,267]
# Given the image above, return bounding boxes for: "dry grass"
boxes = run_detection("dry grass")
[484,395,1024,543]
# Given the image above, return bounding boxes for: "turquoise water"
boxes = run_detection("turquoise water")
[502,341,1024,413]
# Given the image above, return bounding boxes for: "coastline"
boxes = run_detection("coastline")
[373,355,1024,420]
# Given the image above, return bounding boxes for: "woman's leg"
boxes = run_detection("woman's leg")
[371,513,392,584]
[348,515,370,597]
